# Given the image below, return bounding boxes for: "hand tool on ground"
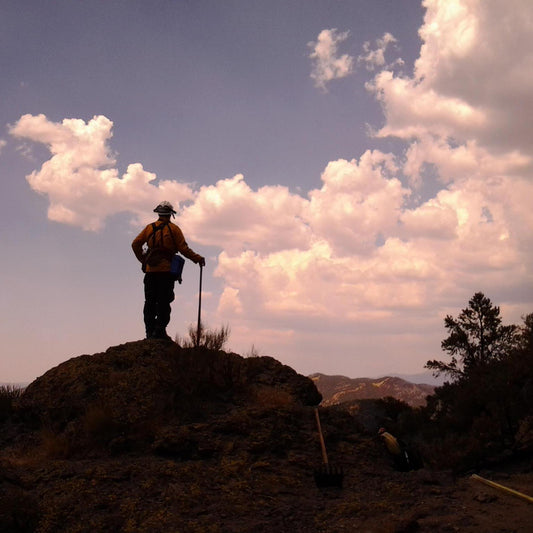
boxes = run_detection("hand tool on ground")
[314,407,344,488]
[471,474,533,503]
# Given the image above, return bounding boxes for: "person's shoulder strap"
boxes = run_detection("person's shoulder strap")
[149,221,165,246]
[166,222,178,249]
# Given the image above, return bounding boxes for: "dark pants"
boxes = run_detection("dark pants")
[143,272,176,337]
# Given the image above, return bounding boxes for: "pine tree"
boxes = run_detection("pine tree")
[426,292,519,380]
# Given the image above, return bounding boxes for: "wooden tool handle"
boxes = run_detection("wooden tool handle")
[315,407,329,465]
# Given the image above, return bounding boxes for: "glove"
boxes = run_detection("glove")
[198,256,206,267]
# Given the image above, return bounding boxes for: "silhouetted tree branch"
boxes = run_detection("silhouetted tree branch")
[426,292,519,381]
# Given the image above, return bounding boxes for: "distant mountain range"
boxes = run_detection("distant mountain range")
[310,373,435,407]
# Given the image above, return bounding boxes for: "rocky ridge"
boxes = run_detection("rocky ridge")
[310,373,435,407]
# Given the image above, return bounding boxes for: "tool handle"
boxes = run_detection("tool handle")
[314,407,329,465]
[471,474,533,503]
[196,264,203,348]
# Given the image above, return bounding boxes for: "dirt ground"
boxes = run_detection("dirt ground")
[2,446,531,533]
[329,463,533,533]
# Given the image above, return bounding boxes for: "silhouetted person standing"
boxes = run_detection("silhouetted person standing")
[132,201,205,340]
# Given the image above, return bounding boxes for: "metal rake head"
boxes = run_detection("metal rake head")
[314,464,344,488]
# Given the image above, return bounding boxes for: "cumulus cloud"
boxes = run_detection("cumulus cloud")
[308,28,354,91]
[358,0,533,301]
[178,174,311,255]
[369,0,533,156]
[9,114,194,231]
[304,152,407,255]
[208,166,530,318]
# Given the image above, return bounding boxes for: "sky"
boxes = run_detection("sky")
[1,0,532,384]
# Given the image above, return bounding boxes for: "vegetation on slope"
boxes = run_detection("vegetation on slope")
[383,293,533,472]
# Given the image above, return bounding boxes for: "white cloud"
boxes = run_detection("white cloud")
[369,70,489,142]
[402,135,530,188]
[304,152,407,255]
[10,114,194,231]
[178,174,311,255]
[308,28,354,91]
[358,32,403,71]
[370,0,533,155]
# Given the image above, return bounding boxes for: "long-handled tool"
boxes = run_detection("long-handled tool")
[314,407,344,488]
[471,474,533,503]
[196,264,203,348]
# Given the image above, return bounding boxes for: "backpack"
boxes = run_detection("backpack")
[144,222,185,283]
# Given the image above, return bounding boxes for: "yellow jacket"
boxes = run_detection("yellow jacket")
[131,219,203,272]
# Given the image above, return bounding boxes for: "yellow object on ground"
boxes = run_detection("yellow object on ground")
[471,474,533,504]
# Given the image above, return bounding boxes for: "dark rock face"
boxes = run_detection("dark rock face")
[19,341,321,454]
[243,355,322,406]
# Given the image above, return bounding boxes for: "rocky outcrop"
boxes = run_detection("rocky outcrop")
[19,340,321,454]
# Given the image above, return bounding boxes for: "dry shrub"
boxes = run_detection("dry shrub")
[0,384,23,420]
[253,386,295,409]
[40,404,125,458]
[40,427,72,458]
[83,404,162,452]
[176,323,231,350]
[0,384,23,398]
[418,432,485,471]
[82,404,121,446]
[245,344,261,358]
[0,486,39,533]
[515,416,533,452]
